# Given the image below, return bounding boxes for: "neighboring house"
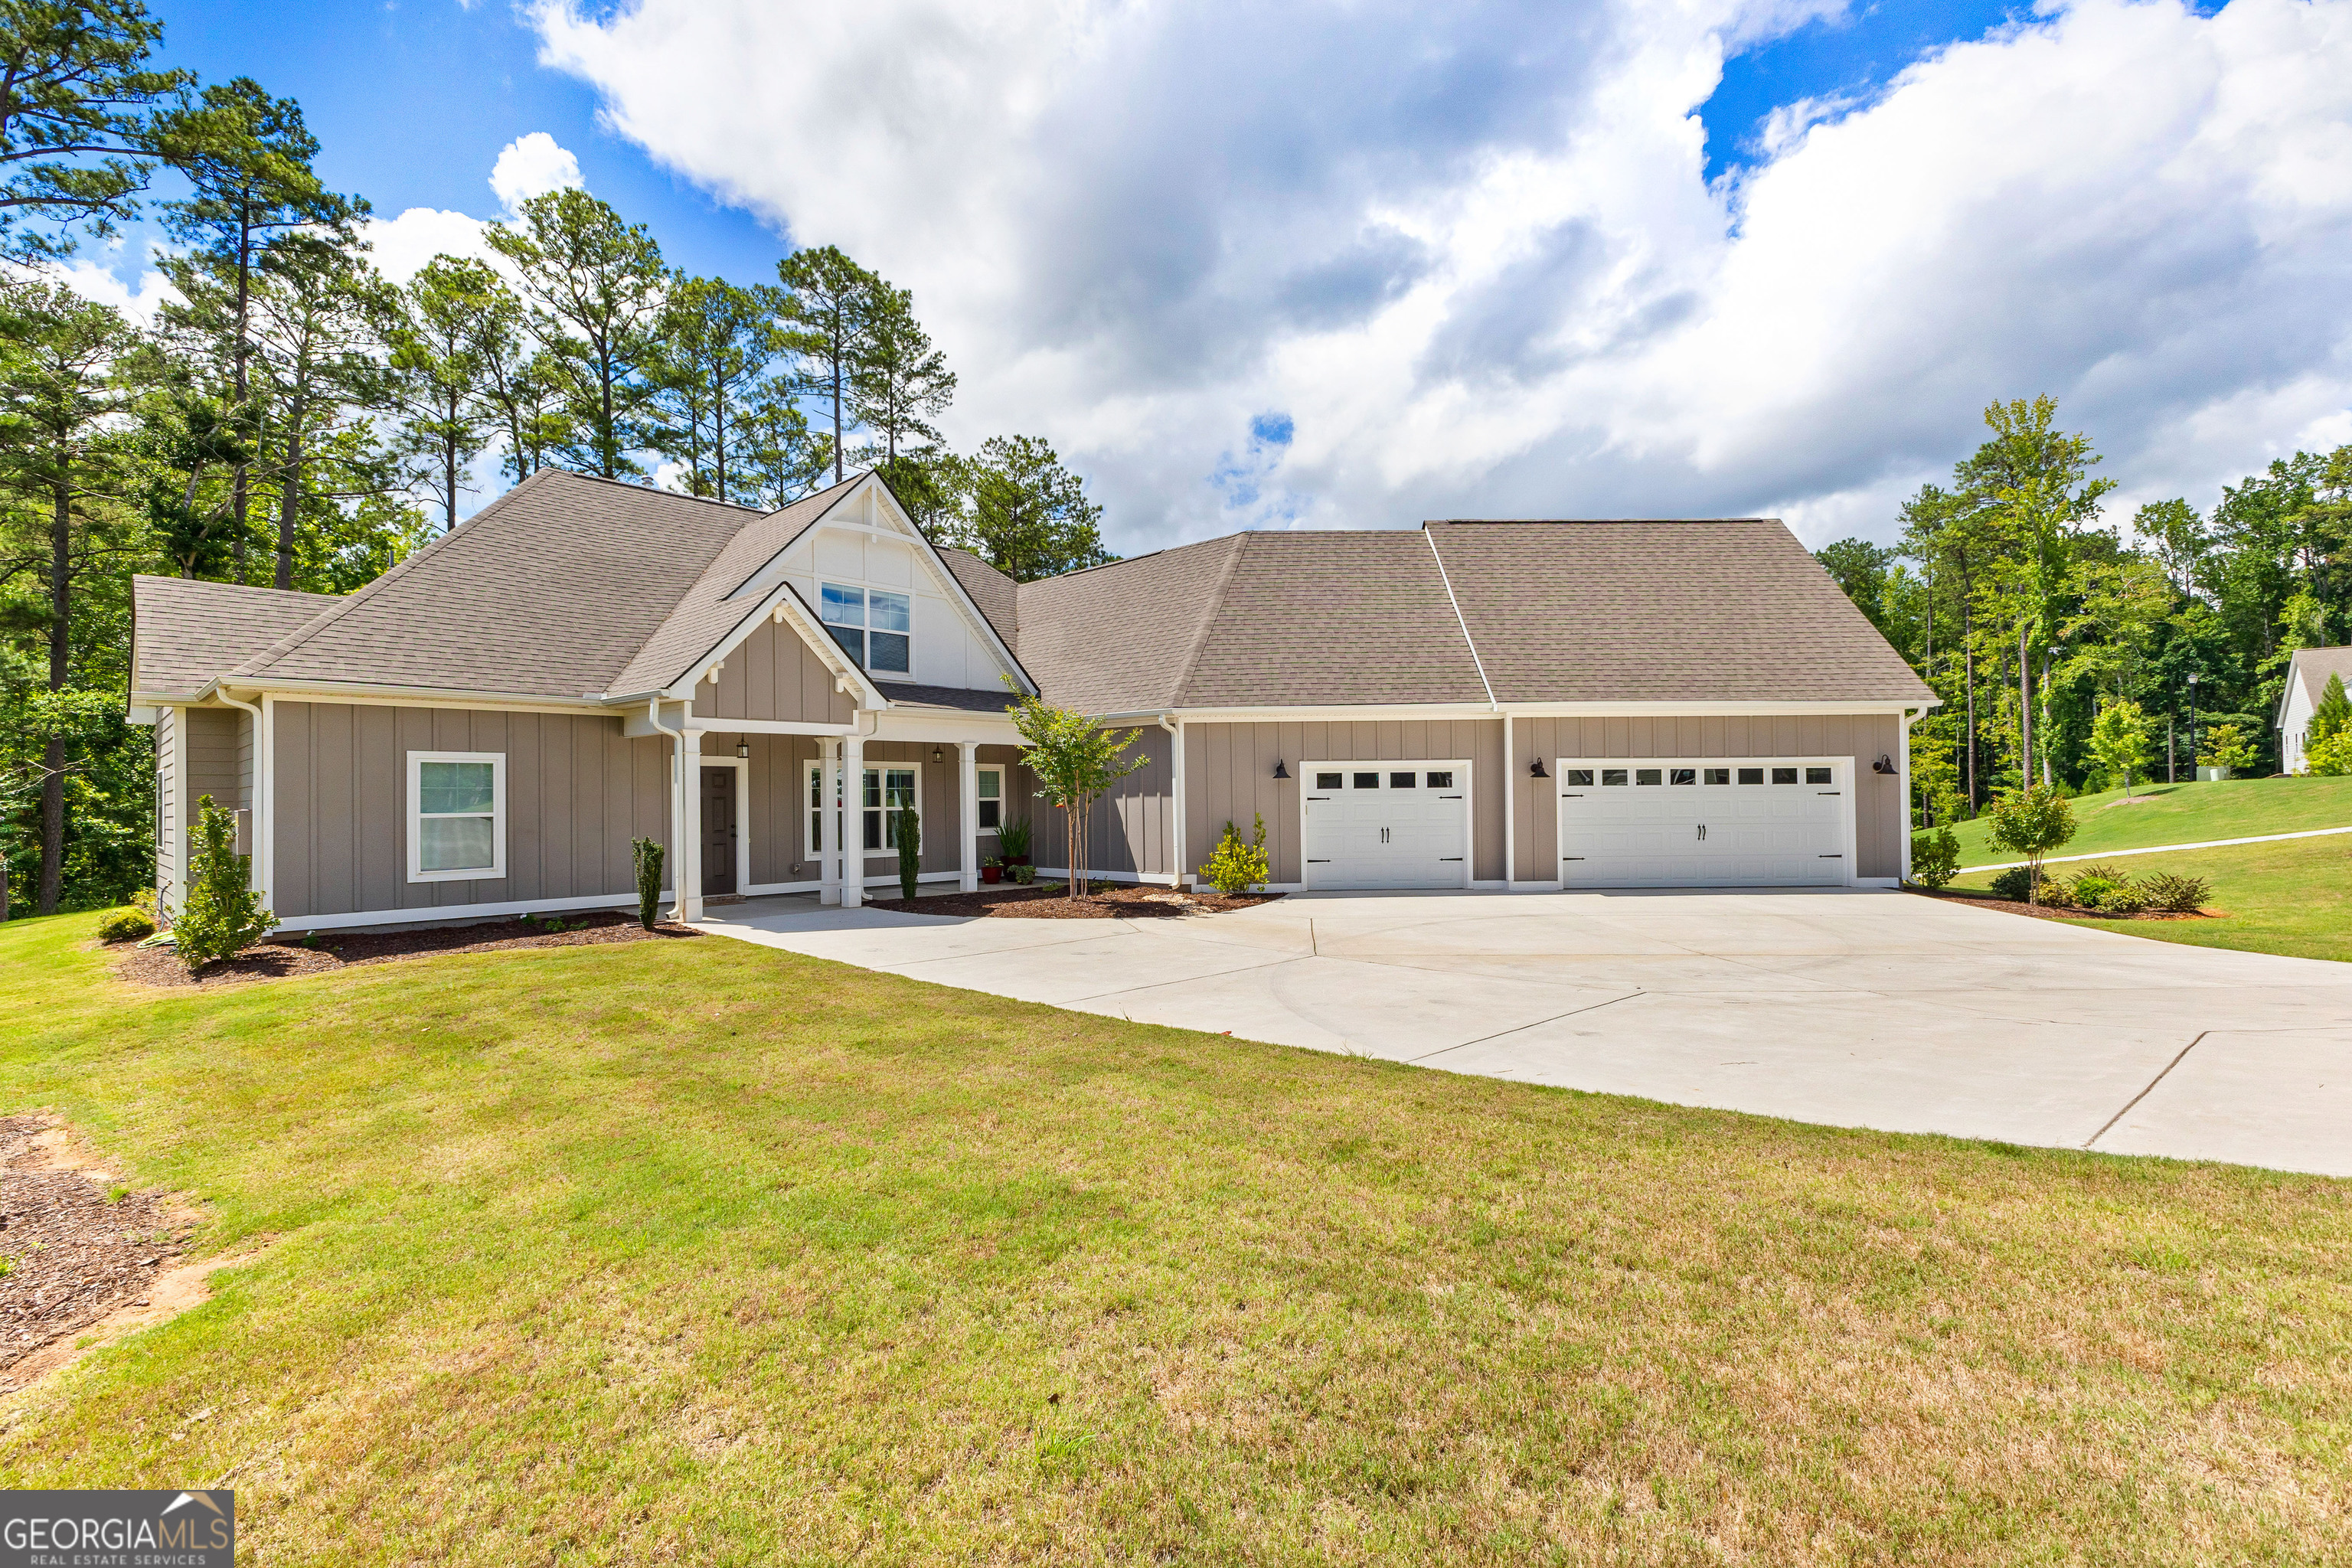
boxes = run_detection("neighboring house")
[2275,646,2352,774]
[129,468,1936,932]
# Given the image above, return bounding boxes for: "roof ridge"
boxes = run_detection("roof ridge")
[551,466,774,513]
[1423,528,1494,707]
[1169,534,1250,708]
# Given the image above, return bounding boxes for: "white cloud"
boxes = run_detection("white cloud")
[37,254,178,325]
[363,204,500,283]
[488,130,583,214]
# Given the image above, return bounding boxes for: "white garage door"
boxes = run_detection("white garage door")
[1557,759,1850,887]
[1302,763,1471,890]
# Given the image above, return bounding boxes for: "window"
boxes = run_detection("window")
[819,583,913,676]
[978,766,1003,831]
[1602,769,1628,786]
[1772,766,1799,784]
[1635,768,1662,786]
[1806,766,1833,784]
[805,763,922,852]
[1670,768,1696,786]
[1353,772,1380,789]
[1738,767,1764,784]
[1704,768,1730,785]
[1390,771,1416,789]
[1563,769,1594,787]
[407,752,504,882]
[808,763,826,851]
[1426,770,1454,788]
[1315,772,1343,789]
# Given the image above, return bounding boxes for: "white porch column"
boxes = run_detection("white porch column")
[678,728,704,922]
[1501,710,1516,890]
[841,730,864,908]
[958,741,980,892]
[818,740,840,906]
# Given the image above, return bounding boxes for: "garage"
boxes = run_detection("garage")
[1301,763,1471,890]
[1557,758,1851,887]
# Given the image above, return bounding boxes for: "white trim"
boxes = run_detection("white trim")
[1552,755,1857,888]
[405,751,508,884]
[632,713,854,739]
[1296,758,1475,892]
[1165,701,1933,723]
[818,578,917,681]
[203,680,610,715]
[959,742,982,892]
[974,763,1005,835]
[1027,867,1184,888]
[1501,711,1516,889]
[808,756,925,864]
[696,753,751,899]
[279,889,665,933]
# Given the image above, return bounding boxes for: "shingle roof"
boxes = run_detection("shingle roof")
[132,577,341,699]
[877,681,1018,714]
[939,547,1017,646]
[2286,647,2352,717]
[1426,520,1935,704]
[1012,534,1244,714]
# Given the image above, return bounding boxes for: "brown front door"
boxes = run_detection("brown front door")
[701,766,738,895]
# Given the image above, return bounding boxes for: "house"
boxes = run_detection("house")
[2275,645,2352,774]
[128,468,1937,931]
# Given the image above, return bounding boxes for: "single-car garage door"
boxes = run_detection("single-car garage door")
[1557,759,1850,887]
[1302,763,1471,890]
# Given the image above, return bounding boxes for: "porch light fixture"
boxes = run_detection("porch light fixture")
[1872,754,1896,774]
[932,746,943,763]
[1272,760,1290,779]
[1529,758,1548,779]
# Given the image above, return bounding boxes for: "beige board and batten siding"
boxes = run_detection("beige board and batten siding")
[154,707,177,909]
[181,704,249,858]
[691,615,857,727]
[1510,713,1904,883]
[1011,737,1175,881]
[271,702,671,921]
[1184,719,1505,886]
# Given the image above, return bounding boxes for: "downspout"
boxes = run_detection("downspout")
[1158,714,1184,888]
[216,689,266,909]
[1897,705,1921,887]
[648,696,687,920]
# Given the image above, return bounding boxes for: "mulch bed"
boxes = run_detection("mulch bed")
[0,1116,190,1385]
[865,884,1284,920]
[1912,887,2219,923]
[111,909,701,988]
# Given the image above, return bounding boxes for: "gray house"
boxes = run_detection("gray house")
[130,468,1936,931]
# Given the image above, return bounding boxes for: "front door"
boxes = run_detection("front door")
[701,766,738,895]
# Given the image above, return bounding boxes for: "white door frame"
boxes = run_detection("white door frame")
[1298,757,1475,891]
[697,754,751,897]
[1553,755,1857,888]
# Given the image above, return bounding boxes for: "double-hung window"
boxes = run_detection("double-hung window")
[407,752,505,881]
[805,763,920,852]
[819,583,912,676]
[976,766,1003,832]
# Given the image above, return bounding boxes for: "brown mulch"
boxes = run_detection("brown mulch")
[111,909,701,988]
[0,1116,192,1383]
[865,883,1285,920]
[1912,888,2219,923]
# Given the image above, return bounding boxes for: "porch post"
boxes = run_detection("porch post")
[818,740,840,906]
[841,730,864,908]
[1501,710,1515,890]
[958,740,979,891]
[678,728,704,922]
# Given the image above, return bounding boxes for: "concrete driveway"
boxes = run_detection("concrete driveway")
[697,888,2352,1178]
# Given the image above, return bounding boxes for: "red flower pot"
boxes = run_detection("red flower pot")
[982,864,1003,884]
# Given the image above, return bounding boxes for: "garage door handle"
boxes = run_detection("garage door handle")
[1439,857,1462,861]
[1818,854,1842,858]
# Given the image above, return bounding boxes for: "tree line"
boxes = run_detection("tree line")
[0,1,1115,916]
[1814,396,2352,821]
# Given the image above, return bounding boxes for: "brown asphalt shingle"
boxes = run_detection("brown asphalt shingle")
[939,548,1018,647]
[1014,534,1245,714]
[132,577,342,699]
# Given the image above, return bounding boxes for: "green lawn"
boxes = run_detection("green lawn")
[1951,774,2352,866]
[3,914,2350,1563]
[1950,831,2352,965]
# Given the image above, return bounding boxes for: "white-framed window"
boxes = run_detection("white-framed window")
[977,765,1003,832]
[407,751,505,882]
[819,582,912,677]
[805,762,922,854]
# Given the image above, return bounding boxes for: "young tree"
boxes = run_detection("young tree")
[172,794,274,971]
[648,273,780,504]
[1006,689,1146,900]
[949,435,1114,582]
[2088,699,2151,801]
[487,188,666,480]
[849,280,955,467]
[1985,785,2076,906]
[0,0,191,264]
[774,244,877,485]
[0,283,139,913]
[2310,671,2351,749]
[2197,722,2255,776]
[384,254,518,531]
[158,78,364,578]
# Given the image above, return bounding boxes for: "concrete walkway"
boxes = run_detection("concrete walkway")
[697,888,2352,1178]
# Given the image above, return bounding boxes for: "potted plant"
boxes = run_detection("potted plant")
[982,857,1004,885]
[995,817,1032,871]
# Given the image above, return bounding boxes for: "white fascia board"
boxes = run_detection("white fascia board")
[629,714,857,739]
[866,711,1024,745]
[860,475,1039,697]
[1165,699,1937,723]
[207,678,611,716]
[663,575,887,710]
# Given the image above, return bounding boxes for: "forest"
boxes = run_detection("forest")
[0,2,1114,917]
[1814,397,2351,822]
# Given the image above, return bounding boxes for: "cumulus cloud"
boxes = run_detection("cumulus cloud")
[36,254,177,325]
[488,129,583,214]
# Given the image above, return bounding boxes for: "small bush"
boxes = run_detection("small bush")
[173,795,276,973]
[2063,867,2150,913]
[897,805,920,902]
[1199,814,1271,896]
[1989,866,2035,902]
[93,906,155,943]
[631,836,665,929]
[2141,873,2211,913]
[1909,825,1959,890]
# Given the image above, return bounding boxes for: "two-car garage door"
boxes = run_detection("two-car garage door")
[1557,758,1851,887]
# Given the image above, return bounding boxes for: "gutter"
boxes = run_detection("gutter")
[646,697,690,921]
[1158,712,1184,887]
[214,689,267,906]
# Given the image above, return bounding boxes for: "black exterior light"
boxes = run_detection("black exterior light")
[735,740,750,760]
[1872,753,1896,774]
[1529,758,1549,779]
[1272,760,1290,779]
[932,746,944,763]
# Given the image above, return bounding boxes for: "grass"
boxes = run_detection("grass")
[1950,831,2352,964]
[2,913,2350,1563]
[1949,774,2352,865]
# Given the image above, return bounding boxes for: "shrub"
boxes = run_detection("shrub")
[631,836,665,929]
[2306,728,2352,778]
[1985,786,2076,903]
[93,906,155,943]
[173,795,276,973]
[1988,866,2035,902]
[1199,814,1271,896]
[1909,825,1959,890]
[897,806,920,902]
[2063,866,2146,913]
[2141,873,2211,913]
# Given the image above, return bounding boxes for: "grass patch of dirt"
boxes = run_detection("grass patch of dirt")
[867,883,1282,919]
[109,909,700,988]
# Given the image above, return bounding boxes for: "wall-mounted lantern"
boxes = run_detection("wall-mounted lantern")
[1272,760,1290,779]
[1529,758,1549,779]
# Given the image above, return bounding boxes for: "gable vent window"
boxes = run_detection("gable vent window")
[821,583,912,676]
